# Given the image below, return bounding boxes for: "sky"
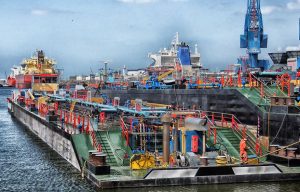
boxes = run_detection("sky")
[0,0,299,78]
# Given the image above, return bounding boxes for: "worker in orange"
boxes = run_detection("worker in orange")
[240,138,248,164]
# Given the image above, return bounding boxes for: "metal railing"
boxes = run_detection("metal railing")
[195,110,257,155]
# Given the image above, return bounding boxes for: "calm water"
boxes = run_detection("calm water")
[0,88,299,192]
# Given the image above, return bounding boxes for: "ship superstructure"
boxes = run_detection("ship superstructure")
[21,50,56,75]
[144,33,201,83]
[15,50,59,92]
[148,32,201,69]
[6,66,22,87]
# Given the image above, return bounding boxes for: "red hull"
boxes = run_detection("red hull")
[15,74,32,89]
[6,76,16,87]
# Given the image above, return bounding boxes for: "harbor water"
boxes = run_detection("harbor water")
[0,88,299,192]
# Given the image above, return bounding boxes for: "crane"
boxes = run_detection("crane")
[240,0,268,70]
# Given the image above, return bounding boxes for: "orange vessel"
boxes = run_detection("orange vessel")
[14,50,58,89]
[15,74,33,89]
[6,75,16,87]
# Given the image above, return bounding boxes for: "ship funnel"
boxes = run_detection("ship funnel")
[37,50,45,64]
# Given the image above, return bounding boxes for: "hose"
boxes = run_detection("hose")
[81,160,87,178]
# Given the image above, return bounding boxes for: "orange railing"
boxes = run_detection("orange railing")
[197,110,257,154]
[58,109,102,152]
[119,116,130,146]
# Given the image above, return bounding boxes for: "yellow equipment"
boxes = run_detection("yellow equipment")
[291,80,300,86]
[216,155,237,165]
[247,157,259,165]
[157,69,175,81]
[130,100,170,108]
[143,69,175,82]
[216,155,259,165]
[32,83,58,92]
[216,155,239,165]
[91,97,104,104]
[37,96,48,108]
[130,153,155,170]
[216,156,227,165]
[142,76,149,82]
[70,100,77,112]
[27,90,35,100]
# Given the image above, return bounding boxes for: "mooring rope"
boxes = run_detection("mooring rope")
[270,113,287,145]
[244,140,300,164]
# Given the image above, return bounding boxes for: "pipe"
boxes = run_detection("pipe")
[202,131,206,156]
[141,107,168,111]
[182,130,186,154]
[161,114,171,163]
[170,111,197,116]
[173,120,179,153]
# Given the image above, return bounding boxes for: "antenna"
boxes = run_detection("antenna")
[175,32,179,45]
[94,60,111,97]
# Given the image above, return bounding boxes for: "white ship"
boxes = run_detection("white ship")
[148,32,201,68]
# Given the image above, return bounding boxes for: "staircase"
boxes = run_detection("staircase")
[204,112,258,159]
[218,128,254,158]
[96,131,118,166]
[238,73,288,110]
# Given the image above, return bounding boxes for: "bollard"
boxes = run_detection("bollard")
[287,148,297,158]
[269,145,279,154]
[278,146,287,156]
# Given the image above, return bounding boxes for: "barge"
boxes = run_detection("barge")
[7,82,300,189]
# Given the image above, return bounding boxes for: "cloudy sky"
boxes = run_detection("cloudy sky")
[0,0,299,78]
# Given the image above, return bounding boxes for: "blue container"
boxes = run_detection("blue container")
[20,90,26,97]
[179,130,203,154]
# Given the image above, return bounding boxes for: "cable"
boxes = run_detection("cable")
[270,113,287,145]
[81,160,87,178]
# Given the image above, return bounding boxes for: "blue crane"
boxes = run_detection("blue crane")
[240,0,268,70]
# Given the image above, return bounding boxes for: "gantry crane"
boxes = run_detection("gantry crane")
[240,0,268,70]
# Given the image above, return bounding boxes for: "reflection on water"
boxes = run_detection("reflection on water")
[1,89,299,192]
[0,89,96,191]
